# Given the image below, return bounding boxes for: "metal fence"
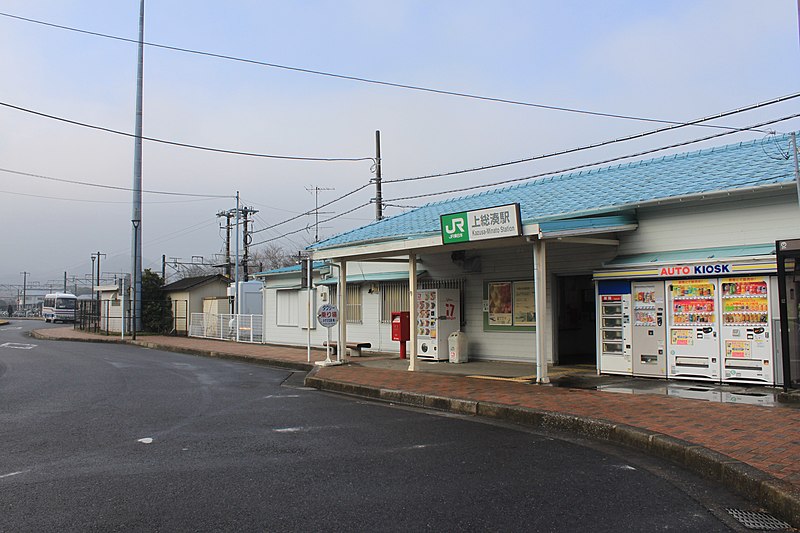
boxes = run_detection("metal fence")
[189,313,264,343]
[75,299,188,336]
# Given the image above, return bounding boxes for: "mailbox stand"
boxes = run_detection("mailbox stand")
[391,311,410,359]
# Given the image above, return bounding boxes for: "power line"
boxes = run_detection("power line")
[250,183,372,234]
[383,92,800,184]
[0,166,230,198]
[385,114,800,202]
[0,188,220,204]
[0,10,780,131]
[250,202,372,247]
[0,100,373,163]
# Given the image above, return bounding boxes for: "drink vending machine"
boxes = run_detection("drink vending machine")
[631,281,666,378]
[598,281,632,375]
[415,288,460,361]
[667,279,720,381]
[719,276,775,385]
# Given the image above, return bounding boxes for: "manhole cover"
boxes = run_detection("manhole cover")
[725,509,790,530]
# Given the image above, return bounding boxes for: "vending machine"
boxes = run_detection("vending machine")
[598,281,632,375]
[415,288,460,361]
[719,276,775,385]
[667,278,720,381]
[631,281,666,378]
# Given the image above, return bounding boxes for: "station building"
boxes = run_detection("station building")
[270,134,800,388]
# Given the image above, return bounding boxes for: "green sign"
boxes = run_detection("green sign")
[441,212,470,244]
[440,203,521,244]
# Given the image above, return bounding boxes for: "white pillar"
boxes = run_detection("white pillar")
[338,259,347,362]
[408,253,418,372]
[533,238,550,384]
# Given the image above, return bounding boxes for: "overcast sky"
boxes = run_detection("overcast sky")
[0,0,798,289]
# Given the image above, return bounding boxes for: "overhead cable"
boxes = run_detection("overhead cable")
[250,183,372,233]
[383,92,800,184]
[385,113,800,202]
[0,166,231,197]
[0,101,373,162]
[250,202,372,247]
[0,10,780,130]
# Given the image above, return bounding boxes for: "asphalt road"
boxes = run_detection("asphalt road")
[0,322,758,532]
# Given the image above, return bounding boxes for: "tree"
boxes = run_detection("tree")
[141,269,172,333]
[249,244,295,272]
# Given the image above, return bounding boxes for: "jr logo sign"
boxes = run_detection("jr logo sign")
[441,212,469,244]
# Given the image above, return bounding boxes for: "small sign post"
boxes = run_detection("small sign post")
[316,304,342,366]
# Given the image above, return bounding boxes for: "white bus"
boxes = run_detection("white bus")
[43,293,77,323]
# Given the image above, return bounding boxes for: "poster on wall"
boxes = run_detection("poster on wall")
[513,281,535,326]
[488,282,513,325]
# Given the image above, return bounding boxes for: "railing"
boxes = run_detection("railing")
[189,313,264,344]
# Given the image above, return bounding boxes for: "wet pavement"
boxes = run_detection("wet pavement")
[21,323,800,526]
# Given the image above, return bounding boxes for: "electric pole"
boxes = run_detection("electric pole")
[217,209,234,277]
[375,130,383,221]
[241,206,258,281]
[20,271,28,314]
[130,0,145,335]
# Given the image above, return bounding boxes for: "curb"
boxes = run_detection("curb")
[304,374,800,528]
[29,329,315,372]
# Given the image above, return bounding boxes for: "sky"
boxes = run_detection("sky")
[0,0,798,291]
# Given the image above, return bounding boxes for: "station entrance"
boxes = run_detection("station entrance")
[556,275,596,366]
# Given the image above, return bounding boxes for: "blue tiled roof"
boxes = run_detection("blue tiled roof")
[254,261,328,276]
[310,134,796,250]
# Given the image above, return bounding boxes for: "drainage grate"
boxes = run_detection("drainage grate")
[725,509,791,530]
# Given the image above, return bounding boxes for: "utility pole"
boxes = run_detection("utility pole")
[63,272,67,293]
[93,251,106,315]
[216,209,234,277]
[130,0,145,335]
[241,206,258,281]
[375,130,383,221]
[306,186,334,242]
[20,272,28,314]
[162,254,166,282]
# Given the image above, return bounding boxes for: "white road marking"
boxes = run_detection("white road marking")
[0,471,26,479]
[0,342,36,350]
[137,437,154,444]
[263,394,301,399]
[612,464,637,471]
[274,427,304,433]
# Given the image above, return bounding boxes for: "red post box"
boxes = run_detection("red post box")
[391,311,410,359]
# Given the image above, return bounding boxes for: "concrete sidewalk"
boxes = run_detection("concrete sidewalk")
[30,326,800,527]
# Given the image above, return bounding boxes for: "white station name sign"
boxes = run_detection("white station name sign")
[441,203,521,245]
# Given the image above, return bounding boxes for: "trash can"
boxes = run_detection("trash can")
[448,331,468,363]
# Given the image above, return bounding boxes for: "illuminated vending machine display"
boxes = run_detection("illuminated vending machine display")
[598,291,632,375]
[719,277,774,385]
[631,281,666,378]
[416,288,460,361]
[667,278,720,381]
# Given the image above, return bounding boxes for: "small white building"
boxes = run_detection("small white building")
[162,274,231,335]
[253,261,426,355]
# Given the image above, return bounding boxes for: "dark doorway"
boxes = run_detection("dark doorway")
[556,275,596,365]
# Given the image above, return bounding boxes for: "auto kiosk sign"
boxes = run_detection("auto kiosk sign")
[659,264,733,277]
[441,203,521,244]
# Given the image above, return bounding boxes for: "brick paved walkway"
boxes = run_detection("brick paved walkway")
[32,326,800,489]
